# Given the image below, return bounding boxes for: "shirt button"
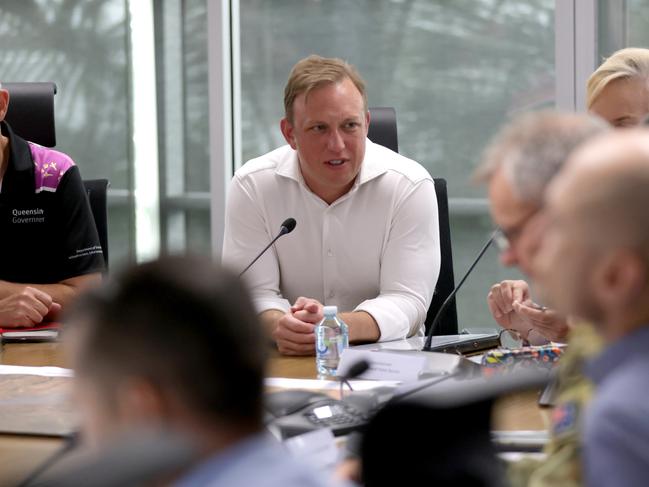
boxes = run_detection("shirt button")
[327,249,333,257]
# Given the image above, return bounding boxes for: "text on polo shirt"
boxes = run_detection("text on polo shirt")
[12,208,45,224]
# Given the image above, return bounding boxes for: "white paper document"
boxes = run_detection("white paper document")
[0,365,74,377]
[337,347,427,382]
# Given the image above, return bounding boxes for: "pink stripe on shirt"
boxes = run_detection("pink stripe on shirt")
[28,142,74,193]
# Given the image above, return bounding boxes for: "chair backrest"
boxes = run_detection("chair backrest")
[360,368,550,486]
[427,178,458,335]
[367,107,398,153]
[83,179,110,270]
[361,399,499,487]
[368,107,458,335]
[3,82,57,147]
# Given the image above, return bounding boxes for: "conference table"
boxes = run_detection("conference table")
[0,341,548,485]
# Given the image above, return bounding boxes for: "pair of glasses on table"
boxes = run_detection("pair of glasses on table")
[497,328,551,349]
[482,328,564,373]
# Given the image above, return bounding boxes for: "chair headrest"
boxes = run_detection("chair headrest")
[3,82,57,147]
[368,107,398,153]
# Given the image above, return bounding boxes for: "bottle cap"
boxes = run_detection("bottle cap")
[323,305,338,316]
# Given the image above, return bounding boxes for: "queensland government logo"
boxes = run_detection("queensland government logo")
[11,207,45,224]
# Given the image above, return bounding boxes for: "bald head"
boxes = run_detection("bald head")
[533,128,649,334]
[549,129,649,250]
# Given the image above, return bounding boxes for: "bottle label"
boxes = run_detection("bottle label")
[316,331,329,355]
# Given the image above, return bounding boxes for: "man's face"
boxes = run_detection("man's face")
[488,168,542,274]
[530,174,601,322]
[281,78,369,204]
[590,77,649,128]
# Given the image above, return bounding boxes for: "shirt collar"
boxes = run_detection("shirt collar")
[174,432,274,487]
[274,137,388,191]
[585,325,649,385]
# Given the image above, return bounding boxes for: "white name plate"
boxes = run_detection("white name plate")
[338,348,426,382]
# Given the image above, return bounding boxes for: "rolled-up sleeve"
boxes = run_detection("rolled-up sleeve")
[354,179,440,341]
[221,174,291,314]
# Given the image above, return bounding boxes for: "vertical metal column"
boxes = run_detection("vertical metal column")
[129,0,162,261]
[208,0,236,258]
[555,0,599,112]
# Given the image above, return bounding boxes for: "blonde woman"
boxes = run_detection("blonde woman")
[588,47,649,127]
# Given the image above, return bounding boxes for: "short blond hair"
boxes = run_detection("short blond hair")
[283,55,367,123]
[587,48,649,109]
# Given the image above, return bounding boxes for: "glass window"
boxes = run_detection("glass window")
[627,0,649,46]
[0,0,135,266]
[239,0,555,330]
[155,0,211,255]
[598,0,649,59]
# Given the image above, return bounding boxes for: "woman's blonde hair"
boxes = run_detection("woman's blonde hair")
[587,47,649,109]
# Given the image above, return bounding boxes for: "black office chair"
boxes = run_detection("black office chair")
[3,82,110,269]
[3,82,57,147]
[360,370,550,487]
[368,107,399,153]
[368,107,458,335]
[83,179,110,269]
[427,178,457,335]
[362,399,499,487]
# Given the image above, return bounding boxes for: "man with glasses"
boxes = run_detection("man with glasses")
[531,129,649,487]
[475,110,607,487]
[477,111,606,343]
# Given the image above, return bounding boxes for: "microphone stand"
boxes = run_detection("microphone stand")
[422,230,498,351]
[239,218,296,277]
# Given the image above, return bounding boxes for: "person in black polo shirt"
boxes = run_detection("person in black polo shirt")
[0,84,104,326]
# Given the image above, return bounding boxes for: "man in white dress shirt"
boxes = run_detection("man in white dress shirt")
[222,55,440,355]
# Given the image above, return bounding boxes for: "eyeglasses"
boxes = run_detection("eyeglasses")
[497,328,551,349]
[493,228,511,253]
[482,328,564,374]
[492,208,542,253]
[493,225,531,253]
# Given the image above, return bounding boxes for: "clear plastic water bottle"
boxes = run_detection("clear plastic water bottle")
[315,305,349,379]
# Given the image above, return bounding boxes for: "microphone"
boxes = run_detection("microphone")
[239,218,297,277]
[338,359,370,398]
[422,229,498,351]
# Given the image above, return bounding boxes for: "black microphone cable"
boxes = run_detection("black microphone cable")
[17,431,79,487]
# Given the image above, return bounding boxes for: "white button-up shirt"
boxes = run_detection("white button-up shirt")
[222,139,440,341]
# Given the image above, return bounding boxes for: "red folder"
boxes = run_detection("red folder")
[0,322,60,341]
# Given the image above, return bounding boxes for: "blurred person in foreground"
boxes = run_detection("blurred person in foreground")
[0,84,104,326]
[487,47,649,341]
[474,111,608,487]
[64,256,330,487]
[532,129,649,487]
[222,55,440,355]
